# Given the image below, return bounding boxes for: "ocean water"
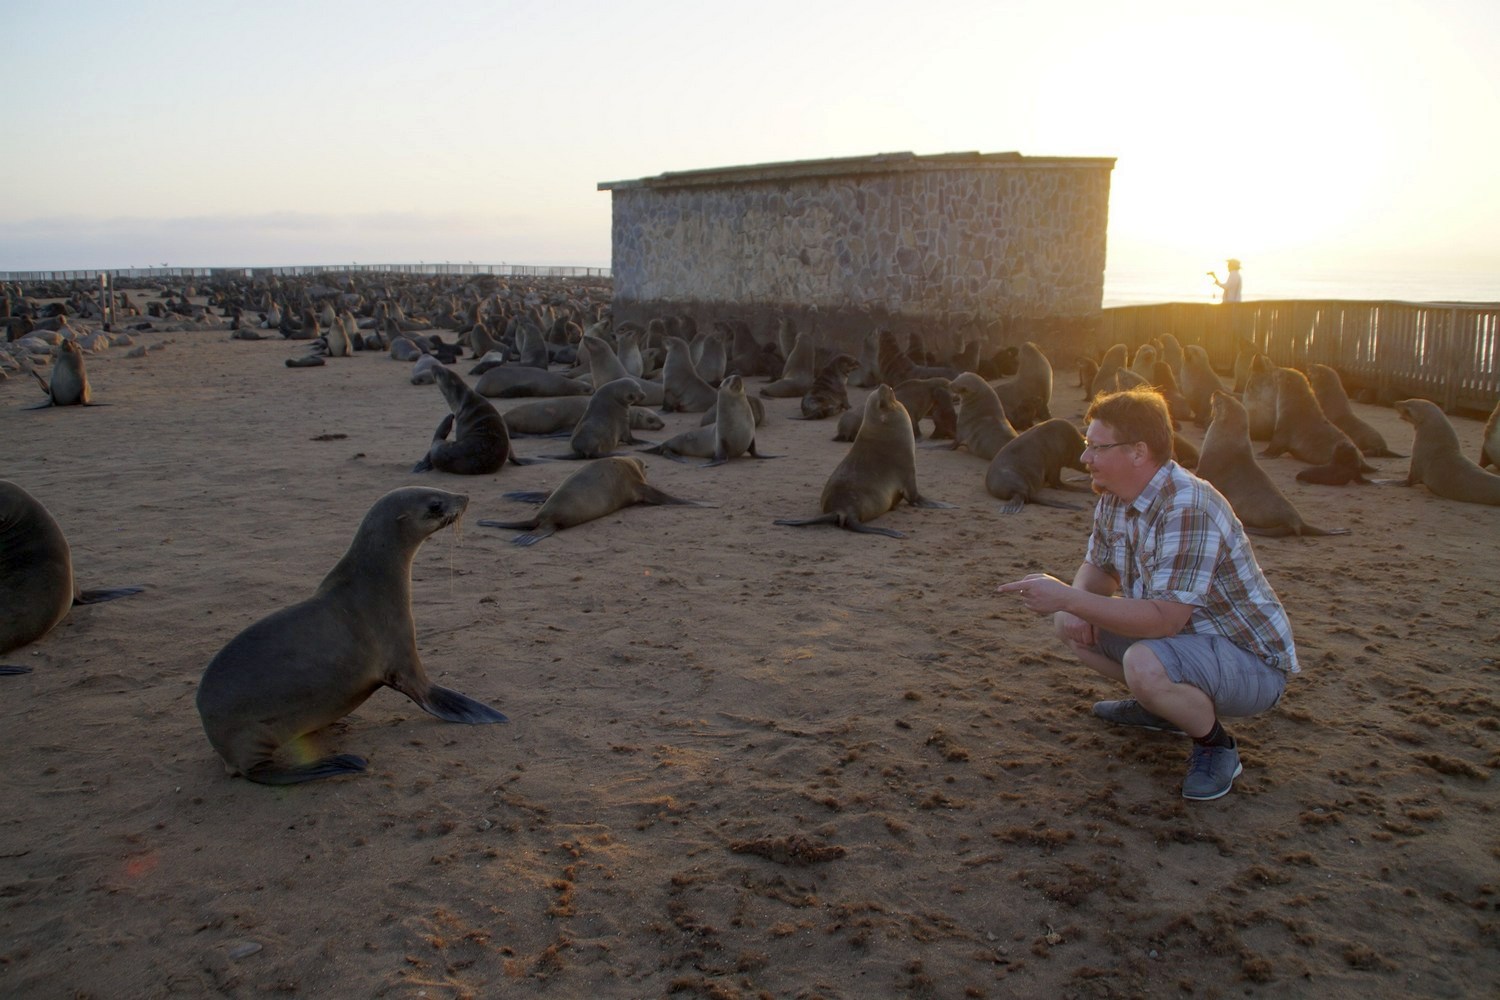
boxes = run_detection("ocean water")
[1102,266,1500,309]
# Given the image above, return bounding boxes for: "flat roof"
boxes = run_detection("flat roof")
[598,150,1116,191]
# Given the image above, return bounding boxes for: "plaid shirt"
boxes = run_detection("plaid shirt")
[1085,461,1300,673]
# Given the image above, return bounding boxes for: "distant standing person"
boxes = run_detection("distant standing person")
[1208,259,1242,303]
[996,388,1298,801]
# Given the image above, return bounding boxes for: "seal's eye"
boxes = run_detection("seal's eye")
[428,500,445,515]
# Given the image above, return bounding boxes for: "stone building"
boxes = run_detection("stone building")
[598,150,1115,357]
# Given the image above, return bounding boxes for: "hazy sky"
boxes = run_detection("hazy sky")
[4,0,1497,293]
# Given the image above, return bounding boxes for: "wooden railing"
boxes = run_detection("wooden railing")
[1099,300,1500,414]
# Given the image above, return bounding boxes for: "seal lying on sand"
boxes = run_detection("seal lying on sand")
[641,375,774,465]
[1199,391,1351,536]
[774,383,954,539]
[0,481,143,669]
[479,456,710,545]
[196,487,506,784]
[503,396,664,437]
[1385,398,1500,506]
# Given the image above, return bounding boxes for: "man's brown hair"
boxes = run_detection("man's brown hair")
[1084,388,1173,463]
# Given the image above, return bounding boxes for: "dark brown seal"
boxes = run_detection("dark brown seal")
[196,487,506,784]
[1295,441,1371,486]
[479,456,709,544]
[1307,363,1404,458]
[799,354,859,420]
[413,366,528,474]
[1388,398,1500,506]
[1265,367,1375,470]
[983,418,1089,514]
[775,384,954,538]
[1198,391,1351,535]
[0,481,142,668]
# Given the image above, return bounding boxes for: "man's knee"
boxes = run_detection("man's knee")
[1121,642,1169,689]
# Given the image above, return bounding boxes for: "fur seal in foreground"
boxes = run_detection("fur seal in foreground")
[413,366,529,474]
[774,383,954,539]
[1307,363,1404,458]
[1265,367,1375,470]
[1386,398,1500,506]
[641,375,774,466]
[196,487,506,784]
[0,481,143,668]
[948,371,1017,460]
[984,418,1089,514]
[479,456,709,544]
[1199,391,1351,536]
[1296,442,1371,486]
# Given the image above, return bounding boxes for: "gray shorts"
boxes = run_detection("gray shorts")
[1094,629,1286,718]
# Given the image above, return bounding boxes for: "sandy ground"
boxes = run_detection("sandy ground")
[2,299,1498,1000]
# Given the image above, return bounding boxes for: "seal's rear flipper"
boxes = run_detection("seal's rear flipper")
[479,517,540,531]
[497,491,551,504]
[75,585,145,605]
[999,498,1026,514]
[911,498,956,509]
[845,520,906,538]
[512,528,556,545]
[418,684,509,724]
[411,457,434,473]
[0,665,34,676]
[635,486,713,507]
[245,754,368,784]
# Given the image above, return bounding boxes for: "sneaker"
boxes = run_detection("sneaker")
[1092,699,1186,735]
[1182,741,1243,801]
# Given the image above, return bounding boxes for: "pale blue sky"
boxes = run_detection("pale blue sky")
[4,0,1497,295]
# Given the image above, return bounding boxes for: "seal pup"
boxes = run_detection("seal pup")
[1242,356,1279,441]
[25,339,98,407]
[1307,363,1404,458]
[1265,368,1375,470]
[990,341,1053,429]
[1482,397,1500,471]
[581,334,665,406]
[1295,441,1371,486]
[984,418,1089,514]
[661,336,719,412]
[547,377,650,459]
[196,487,506,784]
[0,481,143,666]
[479,456,709,545]
[948,371,1017,460]
[504,397,664,437]
[774,383,954,539]
[798,354,858,420]
[640,375,773,466]
[1198,391,1351,535]
[1384,398,1500,506]
[1180,345,1228,426]
[413,366,529,475]
[760,330,817,398]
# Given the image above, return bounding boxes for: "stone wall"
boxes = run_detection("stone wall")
[602,153,1114,359]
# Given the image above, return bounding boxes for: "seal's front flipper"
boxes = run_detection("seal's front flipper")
[75,585,145,605]
[498,491,552,504]
[245,754,368,784]
[0,665,34,676]
[418,684,509,724]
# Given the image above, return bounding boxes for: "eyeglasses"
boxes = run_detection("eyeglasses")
[1082,440,1138,455]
